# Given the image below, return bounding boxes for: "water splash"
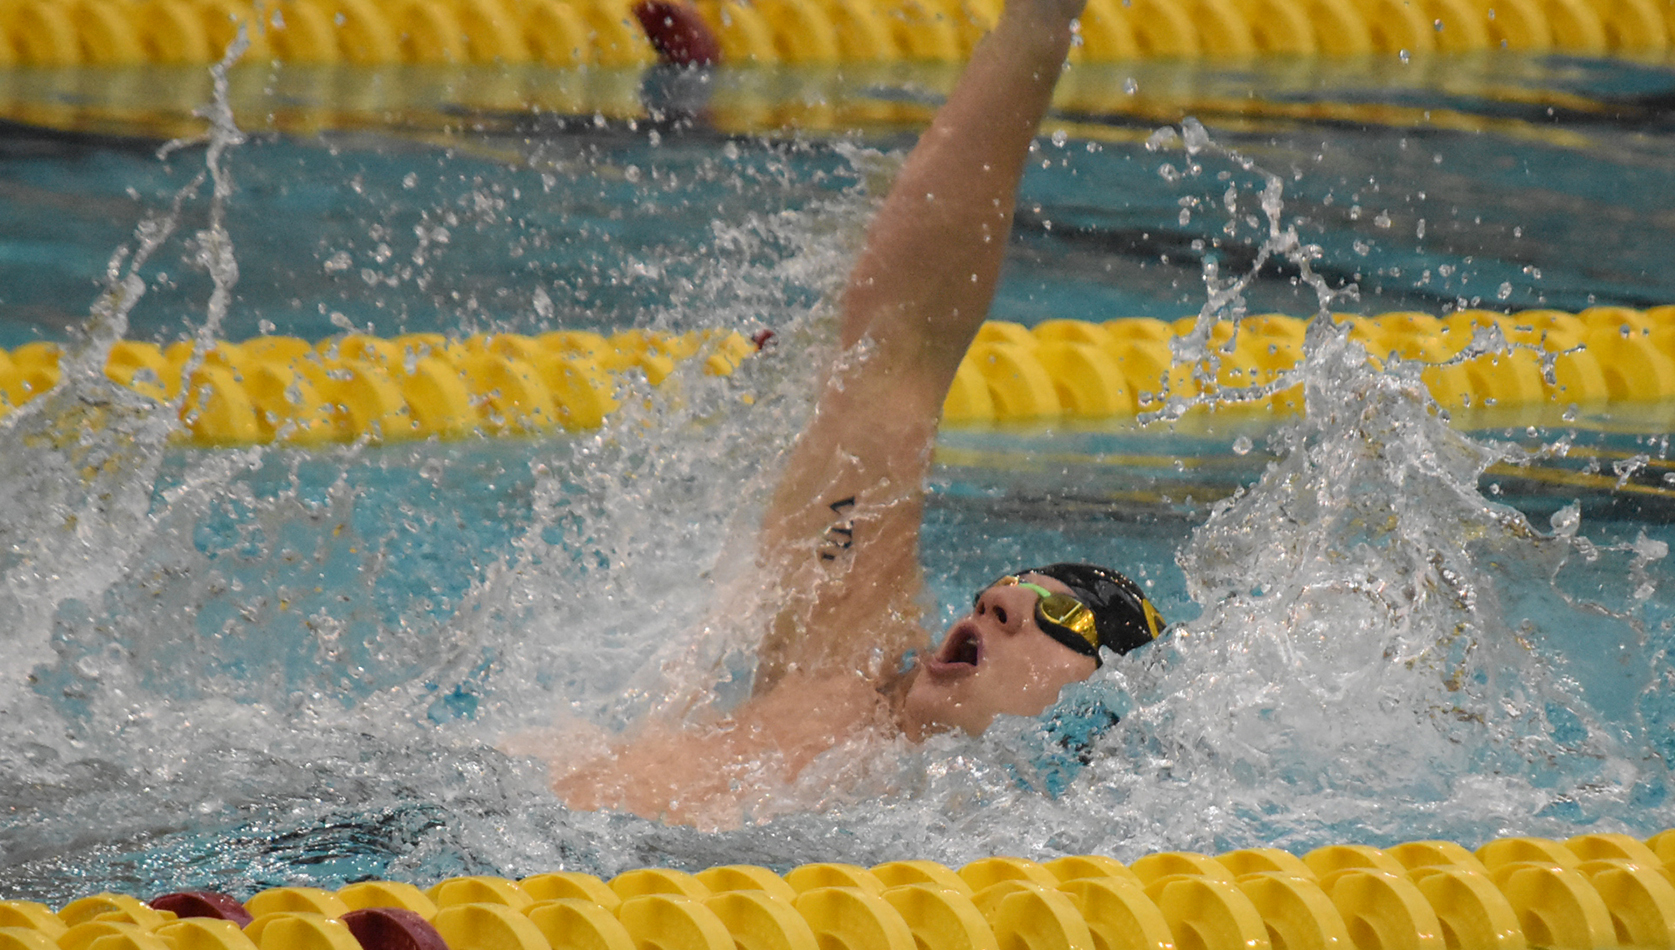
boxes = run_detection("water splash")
[682,120,1675,854]
[995,122,1668,854]
[1,98,1671,897]
[0,32,254,717]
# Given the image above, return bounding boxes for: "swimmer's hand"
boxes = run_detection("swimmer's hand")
[632,0,721,67]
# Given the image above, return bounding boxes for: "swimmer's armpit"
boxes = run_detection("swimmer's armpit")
[817,496,857,563]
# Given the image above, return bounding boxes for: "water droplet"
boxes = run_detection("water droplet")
[1550,503,1581,537]
[1146,127,1177,152]
[1497,282,1513,300]
[1232,435,1253,456]
[1181,118,1210,154]
[1433,17,1444,30]
[1051,129,1068,147]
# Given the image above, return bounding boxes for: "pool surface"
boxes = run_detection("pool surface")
[1,48,1674,901]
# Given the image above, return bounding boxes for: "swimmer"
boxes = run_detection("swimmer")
[540,0,1166,824]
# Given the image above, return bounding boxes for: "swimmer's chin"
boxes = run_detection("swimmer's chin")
[893,667,992,742]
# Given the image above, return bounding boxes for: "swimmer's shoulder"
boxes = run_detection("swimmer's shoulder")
[745,666,903,761]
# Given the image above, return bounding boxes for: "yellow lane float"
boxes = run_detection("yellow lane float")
[0,0,1667,67]
[0,328,755,446]
[16,832,1675,950]
[942,306,1675,425]
[3,306,1671,445]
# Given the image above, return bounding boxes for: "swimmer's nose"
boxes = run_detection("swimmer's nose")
[974,587,1027,632]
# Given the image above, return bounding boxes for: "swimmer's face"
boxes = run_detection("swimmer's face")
[898,573,1098,740]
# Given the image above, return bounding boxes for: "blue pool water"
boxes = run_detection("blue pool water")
[4,56,1675,345]
[1,52,1674,901]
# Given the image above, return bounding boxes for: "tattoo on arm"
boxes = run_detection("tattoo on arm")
[818,496,857,563]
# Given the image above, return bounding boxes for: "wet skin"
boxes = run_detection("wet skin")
[539,573,1100,826]
[898,573,1099,741]
[535,0,1089,825]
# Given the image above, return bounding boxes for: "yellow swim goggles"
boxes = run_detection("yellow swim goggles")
[985,575,1101,657]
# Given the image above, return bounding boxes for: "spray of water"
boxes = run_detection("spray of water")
[0,91,1670,897]
[0,31,252,721]
[949,121,1670,856]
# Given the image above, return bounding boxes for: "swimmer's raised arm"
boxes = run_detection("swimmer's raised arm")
[839,0,1083,369]
[539,0,1084,826]
[751,0,1083,692]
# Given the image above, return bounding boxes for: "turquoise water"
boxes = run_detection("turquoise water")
[1,53,1674,901]
[3,56,1675,345]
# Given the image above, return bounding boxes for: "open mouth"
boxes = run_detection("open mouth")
[922,622,981,677]
[945,627,980,665]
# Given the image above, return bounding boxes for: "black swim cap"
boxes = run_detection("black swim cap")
[1018,563,1166,660]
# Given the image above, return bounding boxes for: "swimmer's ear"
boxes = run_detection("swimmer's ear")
[632,1,722,67]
